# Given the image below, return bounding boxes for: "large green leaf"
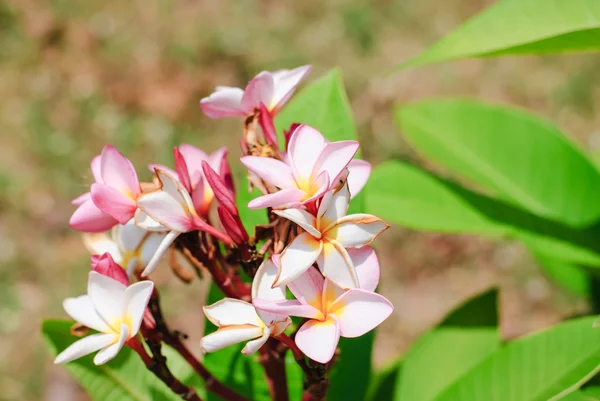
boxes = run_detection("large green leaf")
[435,316,600,401]
[43,320,204,401]
[399,0,600,69]
[366,361,401,401]
[396,290,499,401]
[396,99,600,227]
[365,161,600,267]
[582,386,600,399]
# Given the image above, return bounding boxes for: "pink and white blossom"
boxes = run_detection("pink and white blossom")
[70,146,141,232]
[200,258,291,354]
[241,125,360,209]
[253,249,391,363]
[273,184,388,288]
[54,271,154,366]
[200,65,311,119]
[135,169,232,277]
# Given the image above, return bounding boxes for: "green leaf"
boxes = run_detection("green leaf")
[396,290,499,401]
[396,99,600,226]
[366,361,401,401]
[365,160,600,267]
[435,316,600,401]
[558,391,593,401]
[532,250,590,297]
[43,320,203,401]
[582,386,600,399]
[400,0,600,69]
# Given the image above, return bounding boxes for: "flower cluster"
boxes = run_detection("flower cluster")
[55,64,393,393]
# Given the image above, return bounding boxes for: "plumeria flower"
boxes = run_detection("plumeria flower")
[54,271,154,366]
[149,145,228,216]
[200,65,311,119]
[70,145,141,232]
[200,257,291,354]
[254,247,392,363]
[83,219,166,276]
[273,183,388,288]
[241,125,360,209]
[135,169,232,277]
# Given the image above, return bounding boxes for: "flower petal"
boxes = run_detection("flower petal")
[273,208,320,238]
[348,246,380,292]
[253,299,323,320]
[82,233,123,263]
[295,316,340,364]
[88,271,127,326]
[346,159,371,199]
[275,232,323,287]
[203,298,263,327]
[241,71,275,111]
[178,144,208,183]
[240,156,295,190]
[70,199,119,233]
[136,189,192,233]
[200,86,246,119]
[54,333,116,365]
[148,164,179,181]
[139,233,167,267]
[313,141,359,188]
[63,295,110,333]
[72,192,91,206]
[247,187,305,210]
[287,266,324,310]
[252,257,287,301]
[134,210,169,232]
[318,184,350,231]
[242,326,271,355]
[114,219,146,252]
[325,214,389,248]
[91,155,102,183]
[287,125,327,181]
[140,230,180,277]
[317,240,359,289]
[200,325,263,353]
[100,145,140,197]
[329,289,393,338]
[91,183,137,224]
[94,324,129,365]
[270,65,311,111]
[125,281,154,336]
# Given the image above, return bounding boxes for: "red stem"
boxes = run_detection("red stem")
[259,340,290,401]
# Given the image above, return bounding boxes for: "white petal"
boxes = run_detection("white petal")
[94,324,129,365]
[114,219,146,252]
[318,184,350,231]
[346,159,371,199]
[136,189,192,233]
[242,326,271,355]
[139,233,168,267]
[63,295,110,333]
[200,325,263,353]
[140,230,180,277]
[252,257,287,301]
[270,65,311,110]
[274,232,323,287]
[54,333,116,364]
[82,233,123,264]
[203,298,263,327]
[325,214,388,248]
[317,240,359,289]
[273,208,321,238]
[134,210,169,232]
[295,316,340,364]
[349,246,380,292]
[125,281,154,336]
[88,272,127,329]
[287,125,327,181]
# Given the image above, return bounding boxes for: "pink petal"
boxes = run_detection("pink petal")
[317,240,359,289]
[329,289,393,338]
[258,104,278,146]
[72,192,91,207]
[287,125,327,181]
[91,253,129,286]
[247,187,305,209]
[295,316,340,363]
[325,214,389,248]
[179,144,209,184]
[270,65,312,112]
[69,199,119,233]
[206,147,228,175]
[346,159,371,199]
[275,232,323,287]
[241,72,275,111]
[100,145,140,197]
[287,266,324,309]
[348,246,380,292]
[240,156,295,190]
[273,208,320,237]
[253,299,323,320]
[200,86,247,119]
[136,190,192,233]
[91,183,137,224]
[173,147,193,193]
[91,155,102,183]
[313,141,359,188]
[203,161,237,216]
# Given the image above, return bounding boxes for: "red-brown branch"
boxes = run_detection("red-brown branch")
[260,339,290,401]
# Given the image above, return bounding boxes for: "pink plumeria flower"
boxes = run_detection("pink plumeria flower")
[253,247,392,363]
[70,145,141,232]
[83,219,167,276]
[273,183,388,288]
[200,257,291,354]
[54,271,154,366]
[200,65,311,119]
[135,169,232,277]
[149,145,228,216]
[241,125,360,209]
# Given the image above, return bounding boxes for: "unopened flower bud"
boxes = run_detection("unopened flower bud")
[91,253,129,286]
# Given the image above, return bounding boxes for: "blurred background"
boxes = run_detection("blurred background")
[2,0,600,399]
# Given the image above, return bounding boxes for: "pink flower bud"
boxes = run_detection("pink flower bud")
[219,155,235,198]
[218,206,249,245]
[143,307,156,329]
[202,161,238,217]
[91,253,129,286]
[173,147,193,193]
[283,123,301,150]
[258,104,278,148]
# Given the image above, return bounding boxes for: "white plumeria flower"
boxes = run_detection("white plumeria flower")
[200,257,291,355]
[135,169,232,277]
[274,183,388,289]
[83,219,166,276]
[54,271,154,366]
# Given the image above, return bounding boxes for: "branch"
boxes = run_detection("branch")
[260,339,290,401]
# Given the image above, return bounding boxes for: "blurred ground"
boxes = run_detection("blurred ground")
[1,0,599,400]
